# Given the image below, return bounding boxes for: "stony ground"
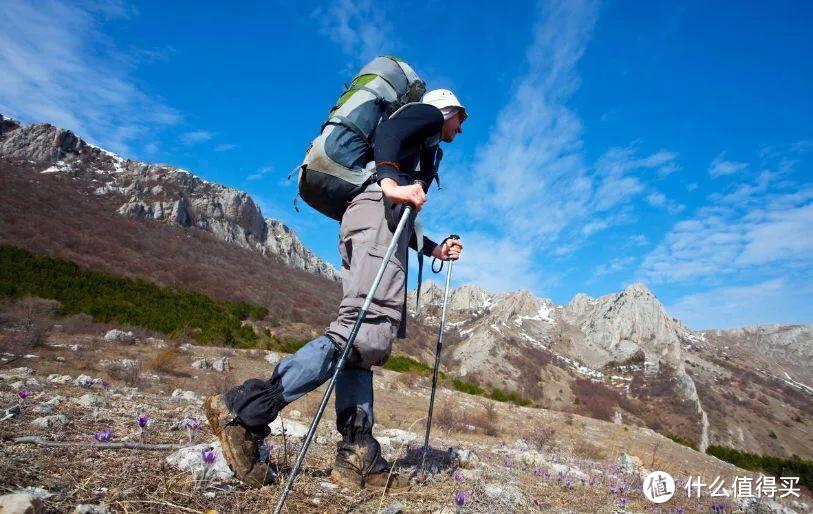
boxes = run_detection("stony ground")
[0,331,810,513]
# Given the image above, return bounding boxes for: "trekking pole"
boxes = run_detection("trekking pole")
[420,235,459,476]
[273,182,422,514]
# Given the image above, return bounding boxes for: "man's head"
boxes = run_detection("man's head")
[422,89,467,143]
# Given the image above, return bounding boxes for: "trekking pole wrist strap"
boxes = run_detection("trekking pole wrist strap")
[432,234,460,273]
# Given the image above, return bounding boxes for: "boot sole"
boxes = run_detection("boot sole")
[328,469,411,493]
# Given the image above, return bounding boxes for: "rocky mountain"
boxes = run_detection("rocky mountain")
[409,281,812,459]
[0,114,339,282]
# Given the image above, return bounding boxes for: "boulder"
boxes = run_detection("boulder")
[103,329,135,344]
[212,357,230,372]
[482,483,526,507]
[165,440,233,480]
[455,448,480,469]
[31,414,68,429]
[73,374,95,387]
[47,374,72,384]
[617,452,643,474]
[171,389,200,403]
[73,505,110,514]
[74,393,105,409]
[0,492,43,514]
[268,417,309,438]
[191,358,208,370]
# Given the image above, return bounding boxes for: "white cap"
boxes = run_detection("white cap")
[422,89,467,120]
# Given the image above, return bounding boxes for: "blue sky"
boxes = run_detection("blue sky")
[2,0,811,329]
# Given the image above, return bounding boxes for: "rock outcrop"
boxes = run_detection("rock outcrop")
[0,114,339,282]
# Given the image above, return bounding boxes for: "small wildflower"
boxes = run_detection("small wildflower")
[136,414,149,443]
[18,390,30,400]
[453,491,470,507]
[533,467,543,477]
[453,469,464,482]
[79,377,94,388]
[94,429,112,442]
[619,498,629,507]
[101,380,110,389]
[201,447,217,465]
[544,471,551,479]
[610,484,620,494]
[185,417,202,442]
[674,507,685,514]
[566,478,573,489]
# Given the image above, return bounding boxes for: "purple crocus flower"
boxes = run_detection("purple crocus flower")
[619,498,629,507]
[453,469,464,482]
[673,507,685,514]
[533,467,543,477]
[18,390,30,399]
[712,503,726,513]
[94,429,112,442]
[201,447,216,465]
[185,417,202,431]
[101,380,110,389]
[79,377,94,388]
[136,415,149,428]
[453,491,470,507]
[610,484,620,494]
[566,478,574,489]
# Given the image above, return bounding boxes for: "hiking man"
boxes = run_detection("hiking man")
[205,85,466,491]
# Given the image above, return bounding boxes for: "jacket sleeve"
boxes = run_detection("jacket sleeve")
[373,104,444,184]
[409,232,439,257]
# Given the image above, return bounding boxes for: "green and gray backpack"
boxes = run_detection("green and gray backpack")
[293,56,425,220]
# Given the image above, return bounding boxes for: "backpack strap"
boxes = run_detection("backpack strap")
[323,115,372,150]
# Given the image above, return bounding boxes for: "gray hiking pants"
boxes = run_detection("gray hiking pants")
[227,186,410,434]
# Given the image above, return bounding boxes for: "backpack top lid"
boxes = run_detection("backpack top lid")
[359,56,426,104]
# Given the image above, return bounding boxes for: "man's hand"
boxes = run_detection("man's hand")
[432,238,463,261]
[380,178,426,212]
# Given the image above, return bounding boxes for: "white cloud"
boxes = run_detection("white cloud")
[592,256,636,278]
[313,0,393,63]
[448,232,553,294]
[247,166,274,181]
[180,130,214,145]
[214,143,237,152]
[0,0,180,154]
[667,278,813,329]
[640,167,813,284]
[646,190,684,214]
[708,151,748,177]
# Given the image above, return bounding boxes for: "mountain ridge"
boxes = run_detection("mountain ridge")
[0,113,339,282]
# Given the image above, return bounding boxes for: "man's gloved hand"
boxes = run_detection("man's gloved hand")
[380,178,426,212]
[432,238,463,261]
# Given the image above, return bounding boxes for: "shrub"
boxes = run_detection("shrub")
[383,355,441,376]
[147,347,180,374]
[707,445,812,490]
[0,245,261,346]
[666,433,698,451]
[452,378,485,396]
[104,359,142,387]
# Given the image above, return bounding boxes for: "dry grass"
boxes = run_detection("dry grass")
[147,347,182,374]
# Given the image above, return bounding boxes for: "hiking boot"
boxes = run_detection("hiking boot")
[329,436,411,492]
[204,394,274,488]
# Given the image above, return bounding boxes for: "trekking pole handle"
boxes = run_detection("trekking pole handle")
[447,234,460,260]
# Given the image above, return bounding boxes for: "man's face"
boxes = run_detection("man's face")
[441,110,464,143]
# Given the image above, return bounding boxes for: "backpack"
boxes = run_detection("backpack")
[293,56,426,221]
